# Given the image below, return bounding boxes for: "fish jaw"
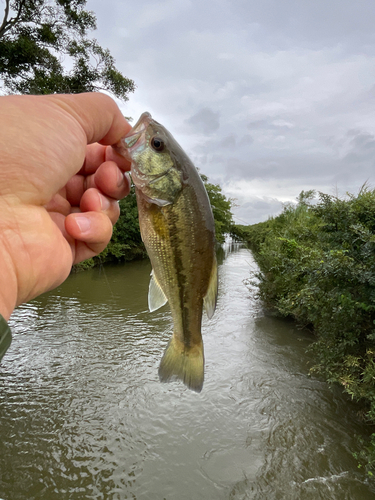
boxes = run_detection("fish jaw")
[113,112,152,159]
[116,112,183,205]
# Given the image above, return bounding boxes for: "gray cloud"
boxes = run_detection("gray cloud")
[185,108,220,135]
[222,135,236,148]
[234,196,283,225]
[238,134,254,146]
[88,0,375,223]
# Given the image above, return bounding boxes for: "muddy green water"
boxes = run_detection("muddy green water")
[1,244,375,499]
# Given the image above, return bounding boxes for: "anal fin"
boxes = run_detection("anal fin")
[148,270,168,312]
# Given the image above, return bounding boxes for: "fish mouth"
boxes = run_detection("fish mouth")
[114,112,153,159]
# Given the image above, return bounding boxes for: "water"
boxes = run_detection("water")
[0,244,374,499]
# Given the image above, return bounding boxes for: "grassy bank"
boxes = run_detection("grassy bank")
[237,188,375,472]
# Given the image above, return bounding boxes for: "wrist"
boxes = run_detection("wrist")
[0,276,16,321]
[0,297,14,322]
[0,247,17,320]
[0,204,19,320]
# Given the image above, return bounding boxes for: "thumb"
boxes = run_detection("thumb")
[65,211,114,263]
[49,93,132,145]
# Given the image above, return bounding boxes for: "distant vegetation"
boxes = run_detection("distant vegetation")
[237,187,375,472]
[74,175,235,271]
[199,174,234,244]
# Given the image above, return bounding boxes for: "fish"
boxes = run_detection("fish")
[115,112,218,392]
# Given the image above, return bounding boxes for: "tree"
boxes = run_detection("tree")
[0,0,135,98]
[100,192,146,263]
[200,174,234,243]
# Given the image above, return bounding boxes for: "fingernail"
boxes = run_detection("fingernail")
[117,170,125,187]
[100,193,111,210]
[75,216,91,233]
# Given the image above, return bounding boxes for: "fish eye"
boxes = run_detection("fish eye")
[151,137,165,152]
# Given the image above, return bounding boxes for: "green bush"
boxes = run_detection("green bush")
[102,191,146,263]
[242,187,375,472]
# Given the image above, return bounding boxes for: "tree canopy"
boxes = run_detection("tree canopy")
[200,174,234,243]
[0,0,135,98]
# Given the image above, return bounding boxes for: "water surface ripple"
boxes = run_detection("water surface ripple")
[0,245,374,499]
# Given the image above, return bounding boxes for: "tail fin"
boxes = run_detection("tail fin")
[158,336,204,393]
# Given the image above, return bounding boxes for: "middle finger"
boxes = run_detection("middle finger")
[79,188,120,226]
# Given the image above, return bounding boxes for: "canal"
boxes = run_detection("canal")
[0,244,374,499]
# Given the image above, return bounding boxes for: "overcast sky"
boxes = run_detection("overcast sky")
[88,0,375,224]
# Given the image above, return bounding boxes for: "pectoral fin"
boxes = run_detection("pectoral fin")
[148,270,168,312]
[203,255,218,319]
[144,194,172,207]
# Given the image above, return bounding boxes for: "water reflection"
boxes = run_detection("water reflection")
[0,244,374,499]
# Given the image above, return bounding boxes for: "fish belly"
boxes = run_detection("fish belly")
[137,185,215,391]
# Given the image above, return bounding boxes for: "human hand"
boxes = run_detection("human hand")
[0,92,132,320]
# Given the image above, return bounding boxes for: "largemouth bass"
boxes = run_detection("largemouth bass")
[116,112,218,392]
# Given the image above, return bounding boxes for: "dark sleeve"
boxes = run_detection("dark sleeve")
[0,315,12,362]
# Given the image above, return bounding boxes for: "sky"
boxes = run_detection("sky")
[87,0,375,225]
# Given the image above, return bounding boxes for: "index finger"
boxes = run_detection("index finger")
[80,143,131,175]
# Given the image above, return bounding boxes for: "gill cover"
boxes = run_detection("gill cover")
[119,112,183,206]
